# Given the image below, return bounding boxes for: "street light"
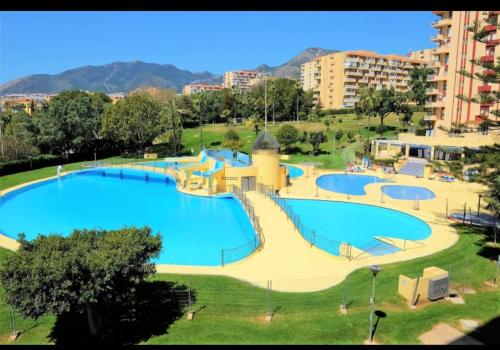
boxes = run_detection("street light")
[0,118,4,159]
[368,264,381,343]
[260,72,271,131]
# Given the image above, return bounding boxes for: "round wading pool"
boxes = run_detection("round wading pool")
[381,185,435,200]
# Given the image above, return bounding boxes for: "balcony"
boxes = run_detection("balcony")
[480,55,494,63]
[424,114,437,121]
[430,60,441,68]
[478,85,492,93]
[431,34,444,42]
[426,88,439,95]
[483,24,497,32]
[427,74,436,81]
[345,84,357,89]
[480,101,494,107]
[344,90,356,96]
[346,70,362,76]
[344,77,356,83]
[434,45,450,54]
[432,18,452,28]
[359,64,370,70]
[486,38,500,46]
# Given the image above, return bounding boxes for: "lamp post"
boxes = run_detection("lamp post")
[198,98,203,150]
[261,72,271,131]
[0,118,4,159]
[368,264,381,343]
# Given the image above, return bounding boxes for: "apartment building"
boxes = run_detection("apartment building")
[312,51,427,110]
[300,59,321,91]
[182,83,224,95]
[426,11,499,135]
[408,48,436,63]
[223,70,258,92]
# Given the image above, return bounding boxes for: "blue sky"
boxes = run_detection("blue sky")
[0,11,436,84]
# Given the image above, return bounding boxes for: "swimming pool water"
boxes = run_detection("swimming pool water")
[141,161,185,169]
[284,198,431,254]
[0,168,257,266]
[316,174,388,196]
[284,164,304,179]
[381,185,436,200]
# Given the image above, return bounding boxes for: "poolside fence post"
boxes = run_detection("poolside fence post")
[221,249,224,267]
[477,195,481,216]
[469,207,473,225]
[266,280,273,322]
[340,273,349,314]
[494,255,499,286]
[463,203,467,224]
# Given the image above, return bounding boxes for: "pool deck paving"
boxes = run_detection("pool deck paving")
[0,164,491,292]
[418,323,483,345]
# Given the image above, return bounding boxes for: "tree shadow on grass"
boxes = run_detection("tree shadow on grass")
[48,281,194,345]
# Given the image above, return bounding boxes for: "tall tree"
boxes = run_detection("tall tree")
[408,66,435,106]
[357,86,380,137]
[35,90,110,158]
[456,16,500,131]
[160,98,185,156]
[101,94,162,153]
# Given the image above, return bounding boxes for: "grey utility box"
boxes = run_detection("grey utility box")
[427,275,449,301]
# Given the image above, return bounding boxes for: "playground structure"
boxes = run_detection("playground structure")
[163,131,289,195]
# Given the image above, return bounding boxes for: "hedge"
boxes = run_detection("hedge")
[322,108,355,115]
[0,154,64,176]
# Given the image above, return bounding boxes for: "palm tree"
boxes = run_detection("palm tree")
[161,98,185,156]
[358,86,380,140]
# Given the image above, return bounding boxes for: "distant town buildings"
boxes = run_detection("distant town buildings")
[0,91,127,113]
[182,83,224,95]
[301,51,427,110]
[107,92,127,103]
[425,10,499,135]
[223,70,258,92]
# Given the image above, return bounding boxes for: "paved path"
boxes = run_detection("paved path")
[418,323,483,345]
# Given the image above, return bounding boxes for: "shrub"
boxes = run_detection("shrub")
[323,108,355,115]
[223,128,242,150]
[308,131,328,155]
[276,124,299,152]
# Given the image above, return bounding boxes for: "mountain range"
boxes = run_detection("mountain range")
[0,47,337,95]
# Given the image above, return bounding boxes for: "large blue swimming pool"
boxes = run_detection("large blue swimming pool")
[284,198,431,255]
[316,174,388,196]
[382,185,436,200]
[0,168,257,266]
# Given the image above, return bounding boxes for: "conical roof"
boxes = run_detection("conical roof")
[251,130,280,152]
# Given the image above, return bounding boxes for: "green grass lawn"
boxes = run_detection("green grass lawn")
[172,112,424,170]
[1,225,499,344]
